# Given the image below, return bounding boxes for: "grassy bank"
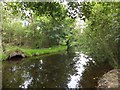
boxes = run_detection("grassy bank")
[1,45,67,61]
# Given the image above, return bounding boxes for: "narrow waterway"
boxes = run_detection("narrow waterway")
[2,52,112,88]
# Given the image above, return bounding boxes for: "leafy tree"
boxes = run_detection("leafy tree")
[78,2,120,68]
[2,2,76,50]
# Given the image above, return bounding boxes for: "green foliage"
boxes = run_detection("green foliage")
[2,2,75,49]
[79,2,120,68]
[1,45,67,61]
[5,2,67,21]
[67,2,95,20]
[2,1,119,69]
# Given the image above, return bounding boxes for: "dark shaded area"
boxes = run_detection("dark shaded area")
[8,55,23,61]
[2,53,112,88]
[2,53,76,88]
[80,61,113,88]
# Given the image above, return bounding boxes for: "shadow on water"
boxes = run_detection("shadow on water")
[80,61,113,88]
[2,52,113,88]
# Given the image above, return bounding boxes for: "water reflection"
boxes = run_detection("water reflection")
[67,53,93,88]
[80,60,112,88]
[3,53,76,88]
[21,77,33,88]
[2,52,112,88]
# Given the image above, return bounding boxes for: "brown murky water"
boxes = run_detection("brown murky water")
[2,52,112,89]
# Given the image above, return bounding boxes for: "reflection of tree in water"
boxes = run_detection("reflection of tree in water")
[28,53,76,88]
[80,61,113,88]
[3,53,76,88]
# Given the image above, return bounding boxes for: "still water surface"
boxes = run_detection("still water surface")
[3,52,112,88]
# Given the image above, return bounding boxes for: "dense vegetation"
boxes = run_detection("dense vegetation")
[1,2,120,68]
[2,2,75,48]
[78,2,120,68]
